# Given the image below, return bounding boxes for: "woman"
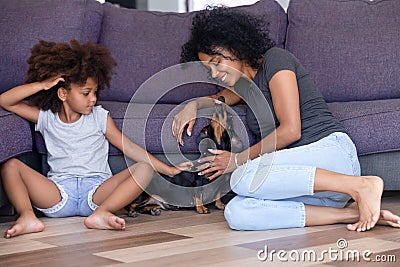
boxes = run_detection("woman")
[172,7,400,231]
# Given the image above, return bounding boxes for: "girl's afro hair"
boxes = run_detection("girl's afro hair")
[27,39,116,113]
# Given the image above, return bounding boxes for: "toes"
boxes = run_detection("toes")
[386,221,400,228]
[109,216,126,230]
[347,223,358,231]
[347,221,370,232]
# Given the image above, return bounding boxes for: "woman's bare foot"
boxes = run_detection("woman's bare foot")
[4,212,45,239]
[376,210,400,228]
[346,202,400,231]
[84,208,126,230]
[348,176,383,231]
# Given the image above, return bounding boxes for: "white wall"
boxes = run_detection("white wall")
[148,0,187,12]
[189,0,289,11]
[276,0,289,11]
[96,0,290,12]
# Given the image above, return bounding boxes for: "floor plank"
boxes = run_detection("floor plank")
[0,196,399,266]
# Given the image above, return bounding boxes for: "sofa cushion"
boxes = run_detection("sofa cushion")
[0,0,103,94]
[0,109,33,163]
[328,99,400,155]
[98,0,287,103]
[286,0,400,102]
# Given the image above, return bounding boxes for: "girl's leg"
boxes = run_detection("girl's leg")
[0,158,62,238]
[84,162,154,230]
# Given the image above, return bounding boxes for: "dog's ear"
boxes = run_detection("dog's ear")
[196,126,209,144]
[230,134,243,153]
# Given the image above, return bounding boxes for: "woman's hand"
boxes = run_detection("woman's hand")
[196,149,237,180]
[172,101,198,145]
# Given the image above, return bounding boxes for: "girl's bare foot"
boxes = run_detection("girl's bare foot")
[348,176,383,231]
[4,213,45,239]
[84,208,126,230]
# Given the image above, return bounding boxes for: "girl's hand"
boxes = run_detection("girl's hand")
[172,101,198,145]
[164,161,194,177]
[196,149,237,180]
[41,75,65,90]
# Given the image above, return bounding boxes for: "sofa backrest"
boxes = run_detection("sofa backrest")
[285,0,400,102]
[98,0,287,104]
[0,0,103,94]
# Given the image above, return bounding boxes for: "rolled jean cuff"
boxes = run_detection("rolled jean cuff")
[224,196,306,230]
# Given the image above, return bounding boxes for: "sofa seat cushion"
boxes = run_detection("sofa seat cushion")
[286,0,400,102]
[0,0,103,94]
[0,109,33,163]
[98,0,287,103]
[35,102,257,156]
[328,99,400,155]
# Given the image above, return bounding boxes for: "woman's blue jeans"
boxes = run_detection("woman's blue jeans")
[224,132,361,230]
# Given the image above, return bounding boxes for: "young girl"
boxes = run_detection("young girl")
[173,7,400,232]
[0,39,183,239]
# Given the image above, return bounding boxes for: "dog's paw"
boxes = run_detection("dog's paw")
[127,210,139,218]
[196,205,210,214]
[215,202,226,210]
[215,198,226,210]
[150,207,161,216]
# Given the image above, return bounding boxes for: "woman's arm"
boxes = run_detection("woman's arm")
[0,76,64,123]
[105,115,185,177]
[236,69,301,164]
[172,88,242,145]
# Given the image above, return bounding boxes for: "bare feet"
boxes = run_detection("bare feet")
[376,210,400,228]
[4,212,45,239]
[348,176,383,231]
[84,208,126,230]
[346,202,400,231]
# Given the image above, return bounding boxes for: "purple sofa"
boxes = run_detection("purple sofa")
[1,0,399,213]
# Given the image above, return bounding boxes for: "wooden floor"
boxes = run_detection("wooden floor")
[0,196,399,267]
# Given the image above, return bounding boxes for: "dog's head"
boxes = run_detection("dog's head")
[197,96,242,157]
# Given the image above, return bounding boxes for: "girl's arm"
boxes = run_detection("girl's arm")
[105,115,184,177]
[0,76,64,123]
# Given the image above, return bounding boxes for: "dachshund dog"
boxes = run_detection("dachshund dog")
[124,96,242,216]
[189,96,242,213]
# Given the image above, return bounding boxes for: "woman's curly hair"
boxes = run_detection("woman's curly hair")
[27,39,116,113]
[181,6,275,70]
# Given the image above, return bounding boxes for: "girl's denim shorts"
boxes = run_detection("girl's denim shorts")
[35,176,107,217]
